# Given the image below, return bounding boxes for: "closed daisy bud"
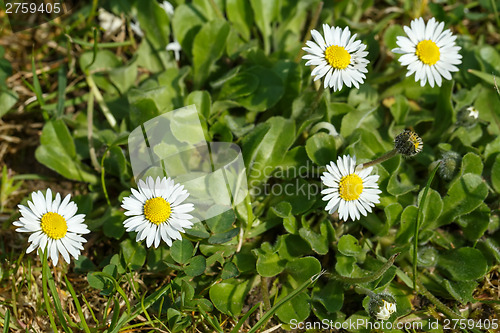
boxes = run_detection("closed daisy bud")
[456,106,479,128]
[368,293,397,321]
[438,151,461,180]
[394,130,423,157]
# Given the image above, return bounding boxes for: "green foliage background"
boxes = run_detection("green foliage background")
[0,0,499,332]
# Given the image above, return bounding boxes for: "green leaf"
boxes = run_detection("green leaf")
[285,257,321,287]
[438,247,488,281]
[171,239,194,264]
[209,279,251,316]
[255,251,286,277]
[340,107,380,137]
[437,173,488,227]
[457,203,491,241]
[221,262,240,280]
[219,72,259,100]
[249,0,278,53]
[275,287,310,324]
[312,280,344,313]
[206,209,236,234]
[460,152,483,176]
[0,88,18,118]
[338,234,363,257]
[418,189,443,230]
[79,50,121,72]
[226,0,253,41]
[491,154,500,193]
[35,120,97,183]
[388,95,409,124]
[305,132,337,166]
[236,66,284,112]
[243,116,295,188]
[120,238,147,270]
[193,19,230,87]
[184,255,206,276]
[172,4,205,58]
[442,280,478,304]
[136,0,170,49]
[186,90,211,120]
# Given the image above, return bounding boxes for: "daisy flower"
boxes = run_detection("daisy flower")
[13,189,89,266]
[321,155,381,221]
[392,17,462,87]
[302,24,369,91]
[121,176,194,248]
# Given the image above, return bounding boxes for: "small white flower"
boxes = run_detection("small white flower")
[167,40,182,61]
[130,19,144,38]
[98,8,122,35]
[121,176,194,248]
[321,155,381,221]
[160,1,175,17]
[392,17,462,87]
[302,24,369,92]
[467,106,479,119]
[13,189,89,266]
[375,300,397,321]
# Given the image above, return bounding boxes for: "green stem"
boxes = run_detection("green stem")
[416,280,461,320]
[413,163,440,292]
[356,149,398,171]
[329,253,399,284]
[248,270,325,333]
[41,249,58,332]
[354,286,376,298]
[86,74,117,130]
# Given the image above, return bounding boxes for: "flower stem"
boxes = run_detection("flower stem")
[41,249,58,332]
[356,149,398,171]
[413,163,440,292]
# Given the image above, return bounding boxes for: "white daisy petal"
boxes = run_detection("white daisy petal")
[13,189,89,266]
[394,17,461,87]
[321,155,380,222]
[121,176,194,247]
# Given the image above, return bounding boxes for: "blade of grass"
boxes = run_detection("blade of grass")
[91,272,131,314]
[64,276,91,333]
[108,283,173,333]
[30,53,49,120]
[230,303,260,333]
[248,270,326,333]
[41,249,59,332]
[198,308,223,333]
[46,268,72,333]
[3,308,10,333]
[56,65,67,118]
[81,293,99,325]
[413,163,440,291]
[108,298,121,331]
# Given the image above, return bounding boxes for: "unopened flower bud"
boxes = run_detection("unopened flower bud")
[438,151,461,180]
[394,130,423,157]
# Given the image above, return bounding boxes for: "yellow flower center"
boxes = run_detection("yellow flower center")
[415,40,440,65]
[143,197,171,225]
[339,174,364,201]
[325,45,351,69]
[40,212,68,240]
